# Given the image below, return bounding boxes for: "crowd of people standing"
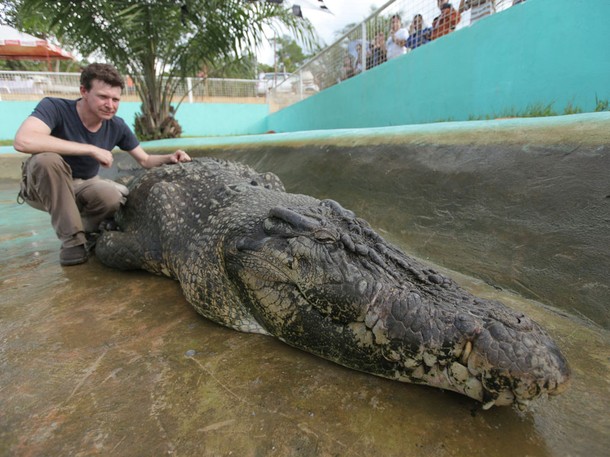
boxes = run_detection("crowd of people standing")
[341,0,525,80]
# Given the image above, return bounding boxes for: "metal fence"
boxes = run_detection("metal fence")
[0,71,263,104]
[269,0,522,111]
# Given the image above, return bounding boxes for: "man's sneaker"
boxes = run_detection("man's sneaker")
[60,244,88,266]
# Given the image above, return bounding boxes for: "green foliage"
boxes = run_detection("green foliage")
[0,0,81,72]
[258,63,275,74]
[594,96,609,112]
[8,0,315,140]
[519,102,557,117]
[467,96,610,121]
[206,52,258,79]
[475,103,558,119]
[0,0,20,27]
[275,35,304,72]
[273,35,316,73]
[0,59,81,72]
[563,102,583,115]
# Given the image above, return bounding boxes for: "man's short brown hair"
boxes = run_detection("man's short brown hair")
[80,63,125,91]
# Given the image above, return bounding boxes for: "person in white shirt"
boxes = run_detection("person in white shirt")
[458,0,496,27]
[386,14,409,60]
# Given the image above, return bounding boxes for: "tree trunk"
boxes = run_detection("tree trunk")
[133,74,183,141]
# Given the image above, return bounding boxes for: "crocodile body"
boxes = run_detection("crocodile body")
[97,158,570,409]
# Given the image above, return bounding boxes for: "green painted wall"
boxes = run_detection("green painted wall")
[0,100,269,141]
[267,0,610,132]
[113,102,269,137]
[0,101,38,141]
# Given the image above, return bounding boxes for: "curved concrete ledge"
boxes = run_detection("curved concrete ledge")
[134,112,610,150]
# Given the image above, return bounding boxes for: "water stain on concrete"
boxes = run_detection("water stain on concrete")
[1,182,608,457]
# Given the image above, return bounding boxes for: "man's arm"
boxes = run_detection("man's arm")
[127,145,191,169]
[13,116,114,167]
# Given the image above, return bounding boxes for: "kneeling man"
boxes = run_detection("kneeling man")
[14,63,191,266]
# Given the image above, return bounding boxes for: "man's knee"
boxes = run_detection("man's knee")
[78,182,124,232]
[28,153,71,177]
[99,185,124,213]
[21,153,73,210]
[78,181,124,214]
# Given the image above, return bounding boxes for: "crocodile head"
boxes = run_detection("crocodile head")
[227,199,570,409]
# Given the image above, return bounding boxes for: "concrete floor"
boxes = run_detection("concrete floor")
[1,181,608,457]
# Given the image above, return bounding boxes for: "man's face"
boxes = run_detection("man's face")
[80,79,122,120]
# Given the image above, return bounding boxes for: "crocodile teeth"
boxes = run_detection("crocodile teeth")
[494,390,515,406]
[464,377,484,402]
[482,400,496,410]
[448,361,470,384]
[516,400,530,411]
[482,390,514,410]
[461,340,473,364]
[467,352,482,376]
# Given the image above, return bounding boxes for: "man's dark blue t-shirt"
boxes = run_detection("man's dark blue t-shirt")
[30,97,140,179]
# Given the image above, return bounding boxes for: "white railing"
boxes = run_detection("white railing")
[0,71,262,103]
[269,0,521,111]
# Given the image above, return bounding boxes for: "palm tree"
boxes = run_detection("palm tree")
[10,0,315,140]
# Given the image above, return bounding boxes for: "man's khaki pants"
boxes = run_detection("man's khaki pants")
[20,153,128,248]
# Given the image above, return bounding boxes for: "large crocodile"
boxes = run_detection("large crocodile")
[97,158,570,410]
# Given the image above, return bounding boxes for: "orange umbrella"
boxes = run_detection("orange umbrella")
[0,25,74,61]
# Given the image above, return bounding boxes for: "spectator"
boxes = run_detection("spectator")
[431,1,461,40]
[405,14,432,50]
[367,31,387,69]
[386,14,409,60]
[340,54,355,81]
[458,0,496,25]
[353,43,365,75]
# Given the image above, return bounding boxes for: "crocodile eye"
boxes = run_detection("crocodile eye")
[314,229,337,243]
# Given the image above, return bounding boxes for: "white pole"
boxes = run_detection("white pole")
[361,22,367,73]
[186,77,193,104]
[298,69,303,100]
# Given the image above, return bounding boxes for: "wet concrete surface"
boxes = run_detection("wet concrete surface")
[1,181,609,457]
